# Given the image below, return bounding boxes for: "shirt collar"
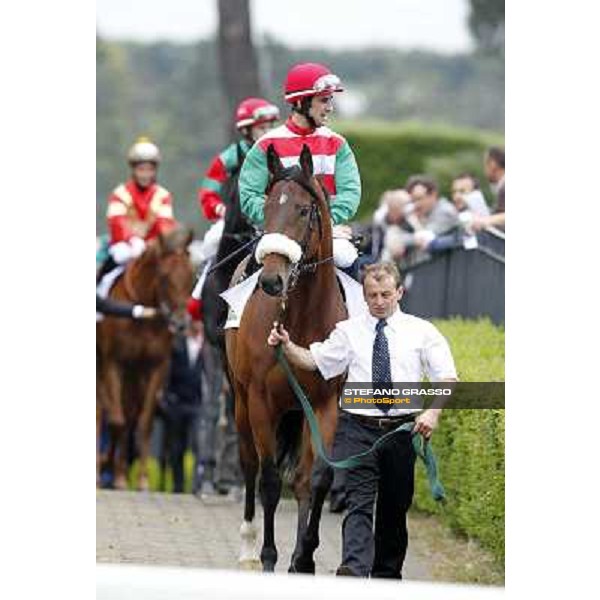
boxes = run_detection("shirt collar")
[365,306,405,333]
[286,116,316,136]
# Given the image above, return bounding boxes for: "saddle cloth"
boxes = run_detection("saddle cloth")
[220,268,368,330]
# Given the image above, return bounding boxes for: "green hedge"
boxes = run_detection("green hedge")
[337,120,504,219]
[413,318,505,565]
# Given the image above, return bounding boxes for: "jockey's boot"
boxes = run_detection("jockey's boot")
[96,255,119,284]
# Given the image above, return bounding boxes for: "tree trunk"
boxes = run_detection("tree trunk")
[217,0,262,139]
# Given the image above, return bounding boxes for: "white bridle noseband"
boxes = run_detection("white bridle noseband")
[254,233,302,265]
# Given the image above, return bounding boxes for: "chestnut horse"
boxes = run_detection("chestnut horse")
[226,145,347,573]
[97,227,194,490]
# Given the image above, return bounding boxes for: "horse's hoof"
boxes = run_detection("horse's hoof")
[238,558,261,571]
[262,563,276,573]
[289,558,315,575]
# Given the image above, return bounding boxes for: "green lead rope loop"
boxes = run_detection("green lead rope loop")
[274,345,445,502]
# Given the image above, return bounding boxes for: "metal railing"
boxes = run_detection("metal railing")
[400,228,505,325]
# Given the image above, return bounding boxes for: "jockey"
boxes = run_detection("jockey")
[188,97,280,320]
[97,137,176,282]
[238,62,362,275]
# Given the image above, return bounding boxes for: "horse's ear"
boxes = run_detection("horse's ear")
[299,144,313,179]
[185,227,194,247]
[266,144,283,177]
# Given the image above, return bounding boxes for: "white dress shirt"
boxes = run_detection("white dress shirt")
[309,307,457,417]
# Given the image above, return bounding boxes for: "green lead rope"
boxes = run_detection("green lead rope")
[274,346,445,502]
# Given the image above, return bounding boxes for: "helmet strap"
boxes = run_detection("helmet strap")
[293,97,317,129]
[239,127,254,145]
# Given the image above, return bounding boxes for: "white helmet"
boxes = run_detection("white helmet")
[127,136,161,165]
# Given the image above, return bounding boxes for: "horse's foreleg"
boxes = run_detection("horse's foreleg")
[258,454,281,572]
[289,422,313,573]
[292,397,338,574]
[137,362,168,491]
[103,362,128,489]
[248,389,281,573]
[235,390,260,569]
[96,399,103,488]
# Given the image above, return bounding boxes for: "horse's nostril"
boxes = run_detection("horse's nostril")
[260,275,283,297]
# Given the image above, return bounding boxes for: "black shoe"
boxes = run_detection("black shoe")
[335,565,358,577]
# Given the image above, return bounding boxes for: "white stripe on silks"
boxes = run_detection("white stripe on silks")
[255,233,302,264]
[280,154,336,174]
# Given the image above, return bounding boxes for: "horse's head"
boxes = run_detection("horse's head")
[154,226,195,333]
[257,144,331,298]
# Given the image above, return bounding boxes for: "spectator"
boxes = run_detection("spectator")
[160,320,204,493]
[404,175,459,253]
[370,189,420,261]
[472,146,505,231]
[451,173,490,217]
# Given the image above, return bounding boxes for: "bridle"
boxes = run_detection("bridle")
[266,166,334,291]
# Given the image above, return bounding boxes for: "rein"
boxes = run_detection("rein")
[274,345,446,502]
[207,234,262,276]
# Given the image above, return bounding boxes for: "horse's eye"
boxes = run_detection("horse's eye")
[299,206,311,217]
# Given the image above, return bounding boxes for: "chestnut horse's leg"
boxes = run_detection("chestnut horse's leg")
[136,361,169,491]
[96,398,103,488]
[290,397,338,574]
[103,361,128,490]
[236,390,261,569]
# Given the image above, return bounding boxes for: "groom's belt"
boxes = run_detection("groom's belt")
[347,411,416,431]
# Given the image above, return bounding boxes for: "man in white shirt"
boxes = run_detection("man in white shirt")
[268,261,457,578]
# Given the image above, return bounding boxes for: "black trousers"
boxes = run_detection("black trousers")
[341,415,416,578]
[163,411,199,493]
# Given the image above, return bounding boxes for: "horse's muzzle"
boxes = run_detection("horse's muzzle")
[259,273,284,297]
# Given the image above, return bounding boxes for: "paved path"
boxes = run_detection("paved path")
[97,490,431,579]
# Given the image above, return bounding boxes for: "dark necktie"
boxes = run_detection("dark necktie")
[372,318,392,413]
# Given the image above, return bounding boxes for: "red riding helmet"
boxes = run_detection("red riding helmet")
[284,62,344,104]
[235,98,280,130]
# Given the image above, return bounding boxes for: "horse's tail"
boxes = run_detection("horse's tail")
[276,409,304,481]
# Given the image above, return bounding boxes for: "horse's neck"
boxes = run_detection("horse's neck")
[126,252,159,305]
[286,227,343,333]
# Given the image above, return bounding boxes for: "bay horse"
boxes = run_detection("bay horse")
[225,144,347,573]
[97,226,194,490]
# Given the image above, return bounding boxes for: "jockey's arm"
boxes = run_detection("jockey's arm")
[198,148,236,221]
[154,193,176,234]
[107,194,134,244]
[330,141,361,225]
[239,143,269,226]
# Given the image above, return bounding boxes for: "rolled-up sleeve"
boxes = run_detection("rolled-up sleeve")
[420,324,458,381]
[309,326,351,380]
